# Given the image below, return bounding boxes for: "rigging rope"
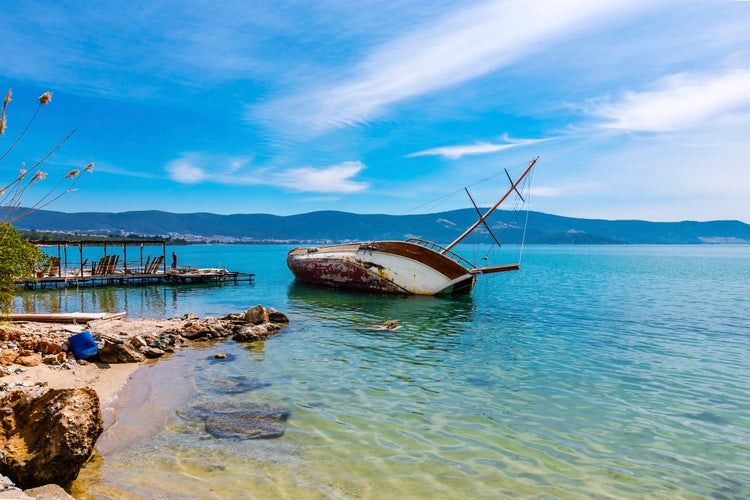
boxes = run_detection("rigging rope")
[388,159,536,269]
[459,160,536,267]
[399,160,530,216]
[518,165,535,265]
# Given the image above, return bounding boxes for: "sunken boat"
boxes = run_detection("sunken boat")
[286,157,538,295]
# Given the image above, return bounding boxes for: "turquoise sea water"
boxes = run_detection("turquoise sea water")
[15,244,750,498]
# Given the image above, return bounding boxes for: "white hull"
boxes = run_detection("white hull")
[287,241,476,295]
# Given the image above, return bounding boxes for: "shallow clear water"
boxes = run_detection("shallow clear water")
[17,244,750,498]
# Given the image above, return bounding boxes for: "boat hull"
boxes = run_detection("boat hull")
[286,241,476,295]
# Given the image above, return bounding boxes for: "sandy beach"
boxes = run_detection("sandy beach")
[2,357,141,418]
[1,310,285,428]
[0,317,194,426]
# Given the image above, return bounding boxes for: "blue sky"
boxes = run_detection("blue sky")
[2,0,749,222]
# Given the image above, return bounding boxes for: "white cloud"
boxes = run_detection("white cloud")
[165,154,368,193]
[256,0,651,132]
[407,135,547,159]
[525,117,750,222]
[166,153,254,184]
[81,161,161,180]
[586,69,750,132]
[270,161,369,193]
[166,158,207,183]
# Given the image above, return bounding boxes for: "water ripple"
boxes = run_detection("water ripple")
[67,245,750,499]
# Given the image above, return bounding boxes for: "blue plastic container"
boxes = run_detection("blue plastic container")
[68,331,98,360]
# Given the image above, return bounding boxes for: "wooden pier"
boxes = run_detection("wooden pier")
[17,239,254,290]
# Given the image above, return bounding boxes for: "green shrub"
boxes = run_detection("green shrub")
[0,224,47,314]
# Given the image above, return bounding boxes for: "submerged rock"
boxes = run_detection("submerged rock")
[205,408,289,439]
[179,402,290,440]
[202,375,271,394]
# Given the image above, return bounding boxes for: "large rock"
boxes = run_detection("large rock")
[0,350,18,366]
[266,307,289,324]
[242,305,267,325]
[14,352,41,367]
[147,333,182,352]
[232,324,278,342]
[178,321,231,341]
[97,338,146,363]
[227,305,288,326]
[0,388,103,488]
[139,346,165,359]
[227,305,288,342]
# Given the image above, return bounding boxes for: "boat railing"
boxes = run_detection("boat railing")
[406,238,474,269]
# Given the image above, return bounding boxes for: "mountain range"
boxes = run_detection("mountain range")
[10,208,750,245]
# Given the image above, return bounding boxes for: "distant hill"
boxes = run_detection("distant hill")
[8,207,750,245]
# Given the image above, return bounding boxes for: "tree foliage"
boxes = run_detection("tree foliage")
[0,224,46,314]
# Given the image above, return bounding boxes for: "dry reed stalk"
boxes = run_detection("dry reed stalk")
[1,89,92,225]
[0,90,11,135]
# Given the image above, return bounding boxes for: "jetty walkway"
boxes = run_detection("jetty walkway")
[17,239,254,290]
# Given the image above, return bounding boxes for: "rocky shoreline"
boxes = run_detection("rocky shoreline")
[0,305,289,499]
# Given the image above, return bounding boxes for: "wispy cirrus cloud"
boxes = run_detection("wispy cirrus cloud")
[0,1,283,98]
[166,154,368,193]
[254,0,652,133]
[406,134,547,159]
[269,161,369,193]
[585,69,750,132]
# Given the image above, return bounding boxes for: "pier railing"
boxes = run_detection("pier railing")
[405,238,474,269]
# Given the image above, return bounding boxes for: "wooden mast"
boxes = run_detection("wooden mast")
[442,157,538,254]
